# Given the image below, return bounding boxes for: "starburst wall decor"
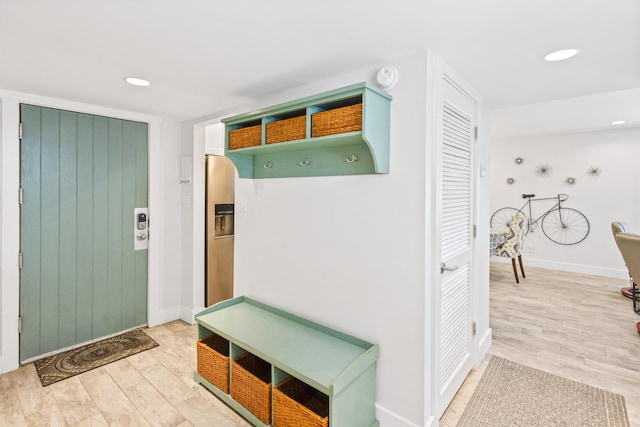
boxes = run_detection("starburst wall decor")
[535,164,552,178]
[588,166,601,178]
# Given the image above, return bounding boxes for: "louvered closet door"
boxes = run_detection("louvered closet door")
[19,105,149,362]
[437,78,476,416]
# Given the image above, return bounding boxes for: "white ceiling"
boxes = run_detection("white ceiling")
[1,0,639,133]
[492,88,640,138]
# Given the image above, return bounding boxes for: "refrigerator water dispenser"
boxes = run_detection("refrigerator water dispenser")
[214,203,234,237]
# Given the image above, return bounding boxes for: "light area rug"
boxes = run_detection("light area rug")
[34,328,158,387]
[457,356,629,427]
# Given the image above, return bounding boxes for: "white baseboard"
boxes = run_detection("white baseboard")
[491,257,628,280]
[180,306,205,325]
[477,327,492,360]
[375,404,423,427]
[148,305,181,327]
[0,352,19,375]
[151,305,204,327]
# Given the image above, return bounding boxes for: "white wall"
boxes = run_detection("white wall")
[154,119,184,321]
[0,54,493,424]
[176,52,432,425]
[472,81,493,366]
[233,53,429,426]
[491,127,640,278]
[179,50,492,426]
[0,90,184,373]
[205,123,225,155]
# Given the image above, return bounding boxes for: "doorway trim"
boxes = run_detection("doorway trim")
[0,90,162,373]
[425,54,491,424]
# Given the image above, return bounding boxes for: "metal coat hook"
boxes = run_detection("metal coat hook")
[345,153,358,163]
[299,157,310,167]
[263,161,272,169]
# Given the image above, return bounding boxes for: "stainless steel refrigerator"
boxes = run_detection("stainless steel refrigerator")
[205,155,235,307]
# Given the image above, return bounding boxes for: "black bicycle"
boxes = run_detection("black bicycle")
[490,193,590,245]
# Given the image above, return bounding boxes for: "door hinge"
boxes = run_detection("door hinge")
[474,126,478,140]
[19,123,23,140]
[18,317,22,334]
[19,187,23,205]
[18,252,23,270]
[473,224,477,238]
[472,321,477,336]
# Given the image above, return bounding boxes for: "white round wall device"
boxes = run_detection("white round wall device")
[375,67,398,91]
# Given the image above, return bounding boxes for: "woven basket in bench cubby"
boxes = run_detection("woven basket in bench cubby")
[266,115,306,144]
[273,376,329,427]
[231,352,272,424]
[196,334,230,393]
[311,103,362,138]
[229,124,262,150]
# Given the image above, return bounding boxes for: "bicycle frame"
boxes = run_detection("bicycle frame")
[491,193,589,245]
[519,194,569,230]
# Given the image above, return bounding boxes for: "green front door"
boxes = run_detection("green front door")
[19,105,149,362]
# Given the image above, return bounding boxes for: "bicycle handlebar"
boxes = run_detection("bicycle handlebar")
[522,193,569,202]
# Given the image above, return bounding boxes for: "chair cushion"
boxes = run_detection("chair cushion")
[493,214,526,258]
[615,232,640,285]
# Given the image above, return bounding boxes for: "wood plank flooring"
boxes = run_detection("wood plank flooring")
[441,262,640,427]
[0,321,251,426]
[1,262,638,426]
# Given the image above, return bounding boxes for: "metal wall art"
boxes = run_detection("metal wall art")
[515,157,524,164]
[566,177,576,185]
[507,178,515,185]
[588,166,601,178]
[535,164,552,177]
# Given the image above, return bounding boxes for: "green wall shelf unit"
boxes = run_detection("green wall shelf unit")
[194,296,380,427]
[222,82,392,179]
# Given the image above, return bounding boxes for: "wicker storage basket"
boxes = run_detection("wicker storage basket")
[273,376,329,427]
[196,334,230,393]
[311,103,362,138]
[266,116,306,144]
[229,124,262,150]
[231,352,272,424]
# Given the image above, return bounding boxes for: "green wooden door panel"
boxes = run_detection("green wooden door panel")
[19,105,149,361]
[134,123,148,326]
[59,110,79,349]
[121,121,137,329]
[76,113,95,344]
[107,118,124,334]
[39,107,61,354]
[19,104,43,359]
[92,115,110,340]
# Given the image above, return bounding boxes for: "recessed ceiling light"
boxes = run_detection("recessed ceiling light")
[610,120,626,125]
[544,49,580,62]
[125,77,151,87]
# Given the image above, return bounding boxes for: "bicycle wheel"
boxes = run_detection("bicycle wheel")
[490,207,529,235]
[541,208,589,245]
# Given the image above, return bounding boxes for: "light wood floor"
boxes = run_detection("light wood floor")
[1,263,638,426]
[441,262,640,427]
[0,321,251,426]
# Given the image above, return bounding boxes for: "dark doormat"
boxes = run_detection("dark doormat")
[34,328,158,386]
